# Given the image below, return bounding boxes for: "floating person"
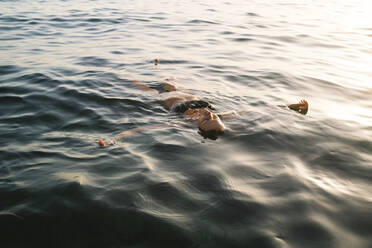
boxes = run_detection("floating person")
[98,79,308,146]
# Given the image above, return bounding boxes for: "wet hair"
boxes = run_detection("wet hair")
[173,100,215,113]
[198,128,224,140]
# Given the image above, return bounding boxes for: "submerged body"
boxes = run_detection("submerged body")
[162,93,225,134]
[98,79,308,146]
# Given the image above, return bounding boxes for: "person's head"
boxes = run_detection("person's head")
[198,108,225,134]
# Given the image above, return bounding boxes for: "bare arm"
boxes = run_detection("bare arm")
[98,124,165,147]
[217,110,248,120]
[132,80,159,94]
[217,99,309,120]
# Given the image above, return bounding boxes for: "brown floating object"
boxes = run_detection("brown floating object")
[288,99,308,115]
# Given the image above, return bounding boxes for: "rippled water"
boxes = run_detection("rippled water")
[1,0,372,247]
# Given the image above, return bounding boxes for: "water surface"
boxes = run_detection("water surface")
[1,0,372,247]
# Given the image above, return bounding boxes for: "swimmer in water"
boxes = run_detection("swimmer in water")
[98,78,308,147]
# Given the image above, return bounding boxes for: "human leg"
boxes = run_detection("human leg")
[132,80,159,94]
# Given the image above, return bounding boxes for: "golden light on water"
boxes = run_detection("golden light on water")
[343,0,372,28]
[292,157,372,202]
[56,172,93,186]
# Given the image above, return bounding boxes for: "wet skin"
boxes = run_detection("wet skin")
[288,99,308,115]
[98,79,307,146]
[162,93,225,133]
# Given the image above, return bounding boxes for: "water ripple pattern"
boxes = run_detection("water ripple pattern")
[1,0,371,247]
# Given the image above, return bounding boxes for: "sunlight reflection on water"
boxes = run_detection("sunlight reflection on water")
[0,0,371,247]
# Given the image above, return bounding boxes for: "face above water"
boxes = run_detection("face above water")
[198,108,225,133]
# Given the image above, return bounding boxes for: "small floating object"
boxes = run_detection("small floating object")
[98,139,105,147]
[288,99,308,115]
[154,58,159,65]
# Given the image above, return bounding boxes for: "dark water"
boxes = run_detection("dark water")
[1,0,372,247]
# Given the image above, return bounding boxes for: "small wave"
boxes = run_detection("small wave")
[0,16,29,23]
[10,73,61,90]
[255,24,267,28]
[0,65,22,75]
[55,85,150,115]
[85,17,124,24]
[60,109,103,132]
[308,41,344,49]
[44,17,125,30]
[231,37,254,42]
[0,95,26,105]
[49,17,68,22]
[154,59,190,64]
[187,19,219,25]
[220,31,234,35]
[0,36,23,41]
[27,21,39,25]
[110,50,125,55]
[246,12,260,17]
[0,25,19,31]
[86,18,102,23]
[150,16,166,20]
[270,35,297,43]
[84,27,117,35]
[132,18,150,23]
[0,190,193,247]
[76,56,111,67]
[201,197,266,227]
[310,150,372,183]
[26,30,63,37]
[2,111,63,130]
[285,219,334,247]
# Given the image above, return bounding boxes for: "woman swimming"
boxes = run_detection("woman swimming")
[98,79,308,147]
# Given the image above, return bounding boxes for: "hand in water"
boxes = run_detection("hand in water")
[98,139,115,147]
[288,99,308,115]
